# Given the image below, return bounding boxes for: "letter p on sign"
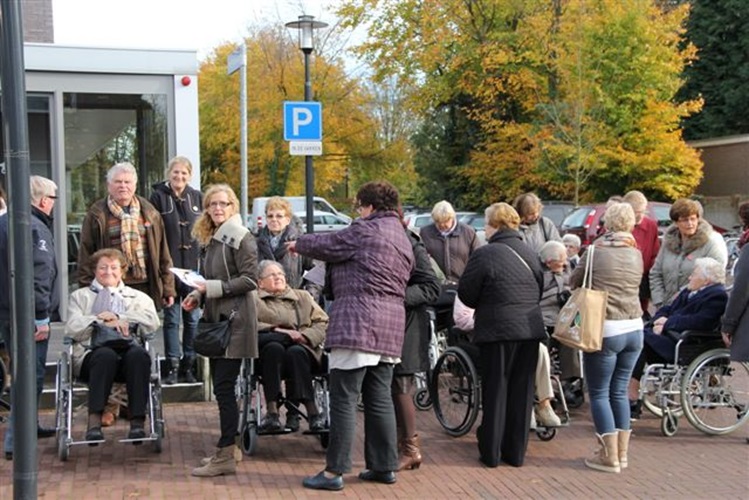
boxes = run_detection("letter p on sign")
[284,102,322,141]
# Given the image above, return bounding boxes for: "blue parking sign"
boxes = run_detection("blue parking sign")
[284,102,322,141]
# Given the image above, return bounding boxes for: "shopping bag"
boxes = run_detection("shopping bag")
[552,245,607,353]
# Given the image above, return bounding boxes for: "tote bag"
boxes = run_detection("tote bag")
[552,245,608,353]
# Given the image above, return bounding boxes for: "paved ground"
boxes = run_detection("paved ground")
[1,399,747,498]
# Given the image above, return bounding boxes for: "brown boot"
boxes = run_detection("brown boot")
[398,434,422,471]
[192,445,236,477]
[584,433,620,473]
[199,440,242,466]
[618,429,631,469]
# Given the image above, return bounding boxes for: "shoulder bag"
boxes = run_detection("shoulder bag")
[90,322,137,352]
[552,245,608,353]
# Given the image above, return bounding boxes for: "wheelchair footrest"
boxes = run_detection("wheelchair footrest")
[256,428,294,436]
[302,429,330,436]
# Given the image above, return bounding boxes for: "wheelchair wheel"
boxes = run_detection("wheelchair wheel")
[56,352,71,461]
[660,412,679,437]
[151,388,164,453]
[680,348,749,436]
[536,427,556,441]
[431,347,480,437]
[414,387,432,411]
[241,422,257,455]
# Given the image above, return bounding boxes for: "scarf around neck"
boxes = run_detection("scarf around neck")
[107,195,147,280]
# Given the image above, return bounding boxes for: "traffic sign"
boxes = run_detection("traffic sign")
[284,101,322,141]
[290,141,323,156]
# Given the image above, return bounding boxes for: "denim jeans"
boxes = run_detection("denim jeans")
[326,362,398,474]
[162,300,199,359]
[1,319,48,454]
[583,330,643,434]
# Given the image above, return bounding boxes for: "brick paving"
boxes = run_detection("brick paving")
[1,401,747,498]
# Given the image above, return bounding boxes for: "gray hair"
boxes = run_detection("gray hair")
[107,162,138,184]
[623,190,647,212]
[693,257,726,285]
[562,233,581,248]
[539,240,567,263]
[29,176,57,205]
[431,200,456,224]
[603,202,636,233]
[257,259,285,279]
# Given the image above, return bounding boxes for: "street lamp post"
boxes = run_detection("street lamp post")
[286,14,327,234]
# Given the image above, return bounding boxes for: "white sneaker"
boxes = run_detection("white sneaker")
[536,405,562,427]
[530,410,537,430]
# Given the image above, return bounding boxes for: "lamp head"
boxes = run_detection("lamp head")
[285,14,328,52]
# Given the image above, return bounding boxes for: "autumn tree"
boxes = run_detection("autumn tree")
[198,22,398,209]
[338,0,703,205]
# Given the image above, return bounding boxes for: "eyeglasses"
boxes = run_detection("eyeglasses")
[266,214,287,220]
[208,201,232,209]
[260,272,285,280]
[47,195,58,200]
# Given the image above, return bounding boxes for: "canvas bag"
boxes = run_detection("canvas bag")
[552,245,608,353]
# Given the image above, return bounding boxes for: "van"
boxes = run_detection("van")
[250,196,351,233]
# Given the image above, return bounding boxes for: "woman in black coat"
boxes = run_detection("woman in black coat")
[458,202,546,468]
[392,229,440,471]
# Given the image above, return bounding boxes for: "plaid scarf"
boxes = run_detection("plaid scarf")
[90,279,127,316]
[107,195,147,280]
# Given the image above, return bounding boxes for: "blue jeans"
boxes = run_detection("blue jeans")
[162,300,199,359]
[583,330,643,434]
[1,320,49,454]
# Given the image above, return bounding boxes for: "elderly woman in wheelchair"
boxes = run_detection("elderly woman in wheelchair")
[628,257,728,419]
[65,248,160,445]
[253,260,329,433]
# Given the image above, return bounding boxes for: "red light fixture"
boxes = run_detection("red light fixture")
[181,76,191,86]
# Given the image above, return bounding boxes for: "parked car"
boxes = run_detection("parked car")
[251,196,351,233]
[560,201,672,248]
[294,211,351,233]
[406,213,434,234]
[541,201,576,229]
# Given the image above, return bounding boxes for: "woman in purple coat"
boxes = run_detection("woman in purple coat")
[288,181,414,491]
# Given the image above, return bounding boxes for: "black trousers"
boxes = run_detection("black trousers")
[477,340,539,468]
[210,357,242,448]
[80,345,151,419]
[259,341,315,405]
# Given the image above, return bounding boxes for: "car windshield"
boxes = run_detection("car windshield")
[562,207,592,228]
[651,205,672,227]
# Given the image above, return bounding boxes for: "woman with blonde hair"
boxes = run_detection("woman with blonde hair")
[570,202,643,473]
[458,202,546,468]
[183,184,258,477]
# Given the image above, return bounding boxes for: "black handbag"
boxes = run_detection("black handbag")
[90,323,136,352]
[195,312,236,357]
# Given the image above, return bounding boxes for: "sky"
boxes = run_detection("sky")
[52,0,340,60]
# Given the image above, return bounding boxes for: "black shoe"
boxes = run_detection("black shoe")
[127,425,146,442]
[308,413,326,432]
[4,451,11,460]
[630,400,642,421]
[258,413,282,433]
[286,412,300,432]
[85,426,104,445]
[358,469,396,484]
[37,426,56,438]
[303,471,344,491]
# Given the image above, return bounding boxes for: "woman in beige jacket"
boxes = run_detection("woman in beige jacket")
[253,260,328,433]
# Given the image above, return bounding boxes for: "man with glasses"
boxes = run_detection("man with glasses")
[0,176,61,459]
[77,162,174,425]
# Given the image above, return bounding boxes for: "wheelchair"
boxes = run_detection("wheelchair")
[638,330,749,437]
[430,337,570,442]
[54,334,165,461]
[413,306,450,411]
[236,355,330,456]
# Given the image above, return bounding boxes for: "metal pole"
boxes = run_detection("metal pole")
[0,0,38,497]
[240,43,248,226]
[303,48,314,234]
